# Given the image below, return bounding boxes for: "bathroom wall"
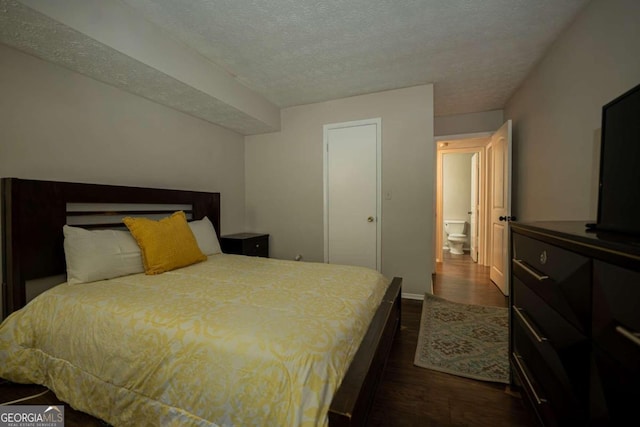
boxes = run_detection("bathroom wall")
[442,152,472,250]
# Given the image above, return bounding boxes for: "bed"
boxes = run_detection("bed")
[0,178,402,427]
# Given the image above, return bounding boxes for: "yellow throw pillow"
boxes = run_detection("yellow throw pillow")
[123,211,206,275]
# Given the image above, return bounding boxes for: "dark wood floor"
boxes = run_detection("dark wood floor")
[368,252,536,426]
[0,252,536,426]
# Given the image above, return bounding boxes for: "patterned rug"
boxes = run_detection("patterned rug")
[414,293,510,383]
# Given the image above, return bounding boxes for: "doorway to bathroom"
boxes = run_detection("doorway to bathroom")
[435,134,491,265]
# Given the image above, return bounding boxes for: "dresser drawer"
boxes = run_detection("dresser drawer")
[593,261,640,349]
[591,260,640,422]
[591,261,640,425]
[509,222,640,426]
[512,233,590,283]
[512,233,591,333]
[591,344,640,425]
[512,277,589,392]
[512,322,587,425]
[510,350,556,426]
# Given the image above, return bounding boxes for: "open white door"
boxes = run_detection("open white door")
[470,153,479,262]
[489,120,512,296]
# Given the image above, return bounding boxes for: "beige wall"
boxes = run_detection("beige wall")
[17,0,280,132]
[435,109,503,137]
[505,0,640,222]
[0,44,247,309]
[0,44,246,229]
[245,85,435,297]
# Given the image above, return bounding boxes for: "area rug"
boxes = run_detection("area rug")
[414,293,509,383]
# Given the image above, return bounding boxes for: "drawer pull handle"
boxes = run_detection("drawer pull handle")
[513,306,548,343]
[616,325,640,348]
[513,353,547,405]
[513,259,549,281]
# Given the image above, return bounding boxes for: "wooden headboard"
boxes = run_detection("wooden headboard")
[1,178,221,319]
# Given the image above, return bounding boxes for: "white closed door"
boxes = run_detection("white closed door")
[324,119,381,271]
[489,120,512,296]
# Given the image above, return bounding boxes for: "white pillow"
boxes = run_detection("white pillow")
[188,216,222,255]
[63,225,145,284]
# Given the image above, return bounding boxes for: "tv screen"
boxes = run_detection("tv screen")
[595,82,640,236]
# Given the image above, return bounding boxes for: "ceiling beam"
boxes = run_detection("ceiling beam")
[0,0,281,135]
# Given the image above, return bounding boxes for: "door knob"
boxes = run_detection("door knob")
[499,215,517,222]
[367,216,375,222]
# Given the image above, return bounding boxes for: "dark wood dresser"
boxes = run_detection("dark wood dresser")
[509,221,640,426]
[220,233,269,258]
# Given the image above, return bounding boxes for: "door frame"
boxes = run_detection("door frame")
[470,152,479,262]
[485,142,494,270]
[488,120,513,296]
[323,117,382,270]
[435,133,491,264]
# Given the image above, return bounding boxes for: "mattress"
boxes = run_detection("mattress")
[0,254,390,427]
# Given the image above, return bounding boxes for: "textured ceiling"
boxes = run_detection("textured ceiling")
[2,0,590,134]
[120,0,589,115]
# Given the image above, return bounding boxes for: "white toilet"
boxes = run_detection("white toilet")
[444,220,467,255]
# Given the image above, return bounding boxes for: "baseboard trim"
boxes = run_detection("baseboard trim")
[402,292,425,301]
[400,274,434,300]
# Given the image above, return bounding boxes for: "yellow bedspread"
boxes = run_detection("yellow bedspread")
[0,255,389,427]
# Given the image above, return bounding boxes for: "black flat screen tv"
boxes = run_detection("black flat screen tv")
[591,82,640,236]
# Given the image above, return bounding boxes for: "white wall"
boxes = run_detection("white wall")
[505,0,640,221]
[245,85,435,297]
[0,44,247,310]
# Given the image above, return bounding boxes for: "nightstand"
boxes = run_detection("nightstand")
[220,233,269,258]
